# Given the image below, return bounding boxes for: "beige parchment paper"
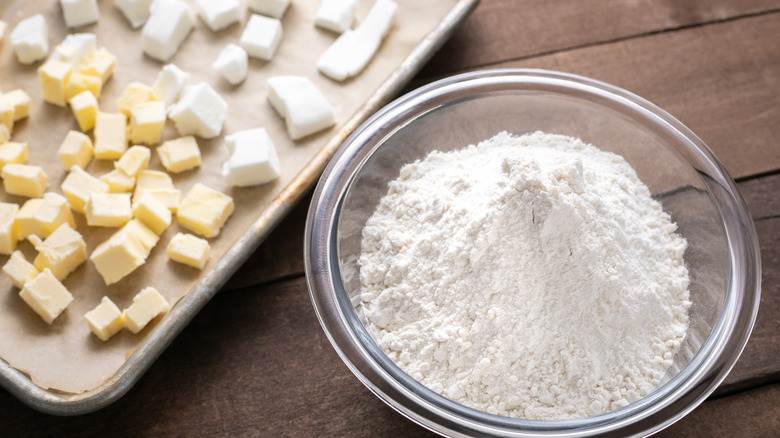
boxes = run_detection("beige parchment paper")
[0,0,459,394]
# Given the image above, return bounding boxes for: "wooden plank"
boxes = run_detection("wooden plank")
[412,12,780,180]
[419,0,780,78]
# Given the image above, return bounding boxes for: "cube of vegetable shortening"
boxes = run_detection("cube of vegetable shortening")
[153,63,189,107]
[142,0,194,61]
[0,202,20,254]
[222,128,281,187]
[123,287,169,333]
[60,0,100,28]
[58,130,94,168]
[167,83,227,139]
[247,0,290,19]
[10,14,49,65]
[115,0,154,29]
[85,297,125,341]
[19,268,74,324]
[240,14,282,61]
[193,0,241,32]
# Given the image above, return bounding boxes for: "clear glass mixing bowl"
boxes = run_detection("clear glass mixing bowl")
[304,69,761,437]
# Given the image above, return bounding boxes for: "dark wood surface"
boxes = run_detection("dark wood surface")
[4,1,780,436]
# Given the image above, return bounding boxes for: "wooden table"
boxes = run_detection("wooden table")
[4,1,780,435]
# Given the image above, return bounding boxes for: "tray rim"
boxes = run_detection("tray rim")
[0,0,481,415]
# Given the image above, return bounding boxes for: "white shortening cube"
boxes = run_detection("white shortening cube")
[240,14,283,61]
[60,0,100,28]
[168,83,227,139]
[115,0,154,29]
[267,75,336,140]
[19,268,73,324]
[194,0,241,32]
[85,297,125,341]
[247,0,290,19]
[222,128,281,187]
[10,14,49,65]
[153,63,189,107]
[213,44,248,85]
[315,0,357,34]
[142,0,195,62]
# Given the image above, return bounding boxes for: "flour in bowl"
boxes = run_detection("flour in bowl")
[358,131,691,420]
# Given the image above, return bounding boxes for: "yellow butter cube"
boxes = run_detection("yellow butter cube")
[100,169,136,193]
[76,47,117,84]
[38,59,73,107]
[65,72,102,101]
[132,193,171,235]
[85,297,125,341]
[2,251,38,288]
[128,101,165,145]
[115,145,150,177]
[132,170,173,205]
[116,82,156,117]
[61,165,109,214]
[2,163,46,198]
[19,268,73,324]
[0,20,6,43]
[31,223,86,281]
[85,192,132,227]
[0,202,19,254]
[69,90,99,132]
[0,125,9,144]
[166,232,209,269]
[94,112,127,159]
[0,141,28,170]
[157,136,201,173]
[0,96,13,132]
[58,130,94,169]
[146,188,181,212]
[89,219,159,285]
[4,89,31,121]
[16,193,76,239]
[177,183,234,238]
[123,287,169,334]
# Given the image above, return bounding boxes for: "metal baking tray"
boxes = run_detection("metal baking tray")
[0,0,479,415]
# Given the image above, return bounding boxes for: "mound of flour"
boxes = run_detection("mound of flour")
[358,131,691,420]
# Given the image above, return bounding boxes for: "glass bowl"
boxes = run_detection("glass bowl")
[304,69,761,437]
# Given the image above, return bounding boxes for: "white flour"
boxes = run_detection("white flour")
[358,131,691,420]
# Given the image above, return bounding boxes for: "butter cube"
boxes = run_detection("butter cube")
[3,251,38,288]
[85,297,125,341]
[0,20,6,43]
[60,0,100,28]
[19,268,73,324]
[0,125,9,144]
[85,192,132,227]
[142,0,195,61]
[65,72,101,101]
[222,128,281,186]
[38,59,72,107]
[239,14,282,61]
[58,130,93,168]
[16,193,75,239]
[128,101,165,145]
[10,15,49,65]
[0,96,14,132]
[76,47,116,84]
[61,165,109,214]
[146,188,181,212]
[32,223,86,280]
[0,203,19,254]
[132,193,171,235]
[94,112,127,159]
[168,83,227,139]
[157,136,201,173]
[132,170,173,204]
[100,169,136,193]
[177,183,234,238]
[115,145,150,177]
[0,142,28,170]
[2,164,47,198]
[4,89,31,121]
[247,0,290,19]
[69,90,99,132]
[153,63,189,107]
[115,0,154,29]
[167,232,209,269]
[123,286,169,334]
[116,82,156,117]
[90,219,158,285]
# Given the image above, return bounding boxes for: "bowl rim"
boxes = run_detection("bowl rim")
[304,68,761,437]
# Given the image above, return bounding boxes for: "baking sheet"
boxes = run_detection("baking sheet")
[0,0,472,404]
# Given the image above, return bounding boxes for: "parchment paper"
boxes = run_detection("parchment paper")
[0,0,458,394]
